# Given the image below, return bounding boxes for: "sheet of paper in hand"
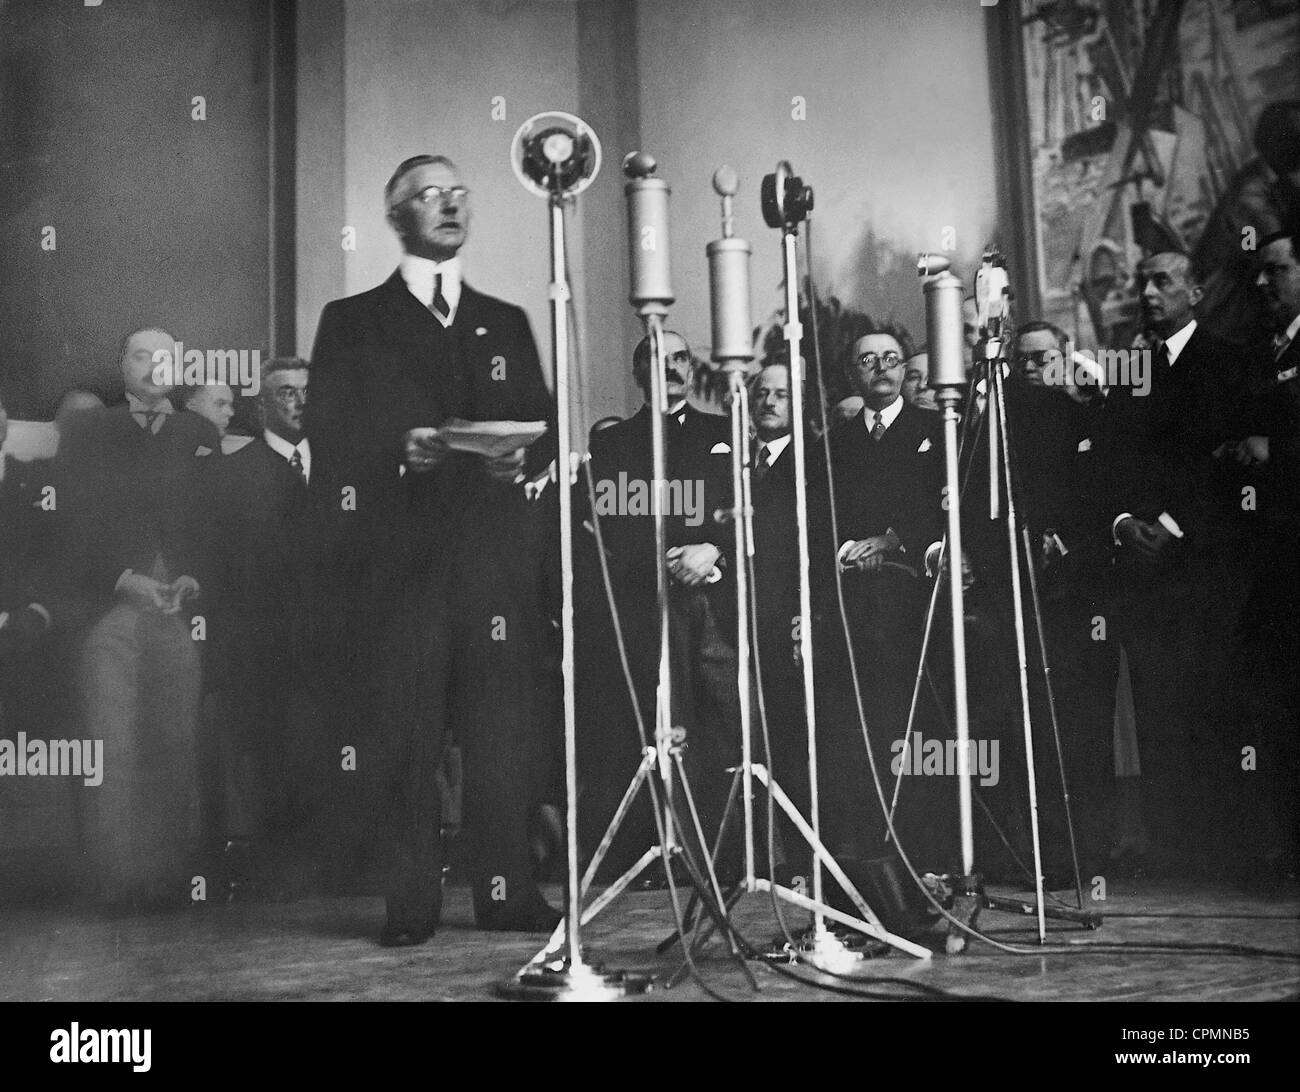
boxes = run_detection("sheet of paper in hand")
[436,418,548,459]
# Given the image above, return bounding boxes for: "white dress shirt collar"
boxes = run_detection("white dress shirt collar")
[399,253,463,326]
[1162,318,1197,365]
[758,433,792,463]
[1281,312,1300,347]
[863,395,904,433]
[264,429,311,483]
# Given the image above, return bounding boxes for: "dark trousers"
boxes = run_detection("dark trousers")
[301,486,558,930]
[1113,538,1252,868]
[445,486,558,919]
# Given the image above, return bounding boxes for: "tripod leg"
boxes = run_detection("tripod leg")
[1019,522,1084,910]
[887,546,947,841]
[655,769,738,946]
[579,747,656,899]
[758,766,889,933]
[673,749,745,962]
[991,369,1047,942]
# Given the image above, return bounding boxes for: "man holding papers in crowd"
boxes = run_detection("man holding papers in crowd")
[307,153,560,946]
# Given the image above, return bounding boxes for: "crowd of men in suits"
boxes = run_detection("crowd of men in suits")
[0,148,1296,946]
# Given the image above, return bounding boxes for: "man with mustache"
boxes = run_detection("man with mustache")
[829,331,943,852]
[308,155,560,945]
[745,359,852,869]
[901,349,937,412]
[55,327,219,909]
[576,332,738,874]
[198,358,317,898]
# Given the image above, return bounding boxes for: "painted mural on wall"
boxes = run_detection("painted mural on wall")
[1019,0,1300,349]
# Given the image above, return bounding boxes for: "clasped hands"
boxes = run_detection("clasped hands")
[402,427,526,483]
[667,543,721,587]
[840,529,902,573]
[118,572,200,614]
[1213,435,1269,468]
[1114,516,1173,558]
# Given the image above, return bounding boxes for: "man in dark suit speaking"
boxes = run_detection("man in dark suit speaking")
[307,155,559,945]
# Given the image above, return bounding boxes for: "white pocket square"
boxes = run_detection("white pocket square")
[711,442,731,454]
[917,438,932,453]
[1077,437,1092,452]
[475,326,488,336]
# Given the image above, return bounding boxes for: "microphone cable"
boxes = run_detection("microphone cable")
[803,220,1300,965]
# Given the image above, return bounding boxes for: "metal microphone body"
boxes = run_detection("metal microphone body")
[707,237,753,367]
[623,153,674,318]
[975,261,1010,333]
[924,269,968,388]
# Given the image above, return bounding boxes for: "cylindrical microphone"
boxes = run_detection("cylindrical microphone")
[707,167,754,368]
[975,261,1010,332]
[925,270,968,388]
[623,151,674,318]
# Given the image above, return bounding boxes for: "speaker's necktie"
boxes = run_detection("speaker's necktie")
[288,447,306,483]
[1273,333,1292,362]
[753,441,770,484]
[430,273,451,323]
[870,412,886,441]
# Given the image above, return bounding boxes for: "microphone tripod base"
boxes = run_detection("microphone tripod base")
[936,872,1104,954]
[944,873,984,955]
[495,955,655,1001]
[763,922,888,968]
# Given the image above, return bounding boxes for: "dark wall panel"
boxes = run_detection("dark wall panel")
[0,0,272,417]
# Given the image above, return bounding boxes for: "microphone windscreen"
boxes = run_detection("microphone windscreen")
[623,150,656,179]
[713,165,739,197]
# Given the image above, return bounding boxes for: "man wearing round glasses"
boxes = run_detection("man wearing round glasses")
[308,154,558,947]
[829,330,943,826]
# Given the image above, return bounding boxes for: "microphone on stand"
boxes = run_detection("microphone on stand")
[974,249,1011,339]
[919,256,967,389]
[623,151,674,318]
[707,167,754,369]
[917,251,953,277]
[511,111,602,198]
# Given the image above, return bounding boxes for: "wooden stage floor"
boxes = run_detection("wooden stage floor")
[3,879,1297,1002]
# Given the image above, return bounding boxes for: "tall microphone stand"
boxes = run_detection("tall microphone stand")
[664,167,930,972]
[517,149,753,994]
[498,114,653,999]
[890,254,1100,956]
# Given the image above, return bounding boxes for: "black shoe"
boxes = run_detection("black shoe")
[476,896,563,933]
[379,922,433,947]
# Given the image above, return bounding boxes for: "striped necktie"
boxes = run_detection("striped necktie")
[430,274,451,323]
